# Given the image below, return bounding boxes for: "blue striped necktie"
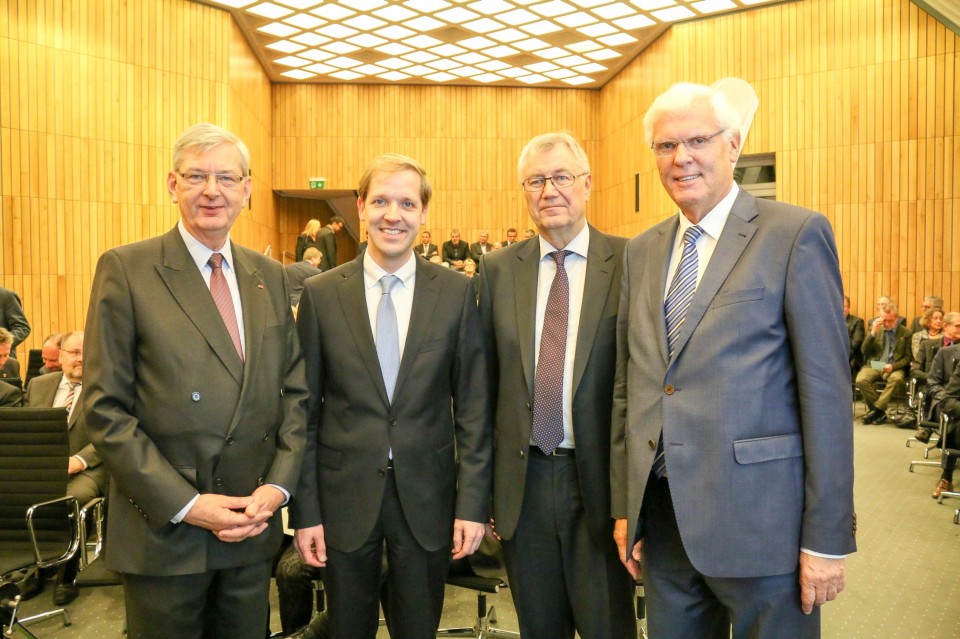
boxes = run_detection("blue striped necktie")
[654,224,704,478]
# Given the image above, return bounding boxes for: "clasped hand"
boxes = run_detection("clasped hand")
[183,485,285,543]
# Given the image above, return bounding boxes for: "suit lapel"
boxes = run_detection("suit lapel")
[514,240,541,398]
[571,226,614,394]
[337,260,392,407]
[671,190,758,361]
[227,246,268,436]
[649,220,679,365]
[155,229,244,385]
[394,260,440,402]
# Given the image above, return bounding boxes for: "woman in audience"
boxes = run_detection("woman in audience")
[295,219,322,262]
[462,258,477,278]
[911,307,944,359]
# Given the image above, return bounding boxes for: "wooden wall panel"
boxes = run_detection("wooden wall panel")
[595,0,960,321]
[0,0,277,355]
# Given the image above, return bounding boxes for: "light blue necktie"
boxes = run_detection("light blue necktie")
[655,225,704,478]
[376,275,401,403]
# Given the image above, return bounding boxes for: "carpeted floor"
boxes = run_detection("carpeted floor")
[11,405,960,638]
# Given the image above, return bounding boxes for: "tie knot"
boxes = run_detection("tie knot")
[683,225,704,245]
[209,253,224,269]
[551,250,571,267]
[379,274,400,295]
[68,382,78,390]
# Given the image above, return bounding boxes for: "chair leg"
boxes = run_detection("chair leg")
[937,490,960,504]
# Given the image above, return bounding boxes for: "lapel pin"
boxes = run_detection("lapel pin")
[257,284,264,289]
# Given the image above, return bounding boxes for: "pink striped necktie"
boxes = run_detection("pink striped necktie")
[209,253,244,363]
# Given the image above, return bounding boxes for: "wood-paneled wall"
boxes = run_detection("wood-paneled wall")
[0,0,276,354]
[596,0,959,320]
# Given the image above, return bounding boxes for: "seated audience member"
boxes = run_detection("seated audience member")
[0,375,22,406]
[462,258,477,278]
[0,285,30,358]
[25,331,107,604]
[39,333,63,374]
[469,231,494,262]
[845,295,865,377]
[868,295,907,329]
[522,229,535,239]
[502,228,519,247]
[913,314,960,443]
[857,302,911,424]
[442,229,469,270]
[931,352,960,498]
[416,230,438,259]
[909,295,943,335]
[911,307,944,359]
[285,247,323,307]
[0,327,21,381]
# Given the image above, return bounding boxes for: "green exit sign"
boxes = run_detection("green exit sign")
[309,177,326,189]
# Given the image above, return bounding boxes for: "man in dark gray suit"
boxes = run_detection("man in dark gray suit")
[84,123,308,639]
[292,153,491,638]
[316,216,343,271]
[477,132,635,638]
[285,247,323,307]
[612,81,856,638]
[0,286,30,359]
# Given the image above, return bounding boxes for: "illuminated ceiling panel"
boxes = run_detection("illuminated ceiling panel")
[196,0,789,88]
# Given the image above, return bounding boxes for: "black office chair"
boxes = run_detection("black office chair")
[23,349,44,388]
[0,408,79,636]
[437,537,518,638]
[910,413,949,473]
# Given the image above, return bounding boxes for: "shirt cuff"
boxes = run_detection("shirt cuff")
[800,547,846,559]
[268,484,291,506]
[171,494,200,524]
[72,455,88,470]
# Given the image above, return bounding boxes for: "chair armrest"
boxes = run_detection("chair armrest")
[25,495,81,569]
[79,497,106,569]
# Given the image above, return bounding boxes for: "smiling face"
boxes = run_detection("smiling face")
[359,168,427,273]
[652,103,740,223]
[167,143,251,250]
[520,145,591,248]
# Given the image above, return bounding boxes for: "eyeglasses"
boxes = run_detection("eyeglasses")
[175,171,247,189]
[61,349,83,358]
[521,173,588,192]
[651,130,726,157]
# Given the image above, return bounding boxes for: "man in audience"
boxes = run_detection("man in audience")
[845,296,865,377]
[478,132,636,637]
[857,301,912,424]
[0,327,21,382]
[416,229,438,259]
[83,123,308,639]
[913,313,960,443]
[612,81,855,638]
[469,230,494,262]
[909,295,943,334]
[25,330,107,604]
[522,229,535,239]
[502,228,519,247]
[931,349,960,498]
[868,295,906,329]
[316,216,344,271]
[39,333,63,374]
[285,247,323,307]
[292,153,491,638]
[442,229,469,271]
[905,314,957,430]
[0,285,30,359]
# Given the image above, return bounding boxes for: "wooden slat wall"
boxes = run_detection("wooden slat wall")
[0,0,276,354]
[596,0,959,321]
[273,84,598,256]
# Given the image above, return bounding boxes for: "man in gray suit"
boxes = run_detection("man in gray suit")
[611,82,856,638]
[477,132,635,638]
[316,216,344,271]
[285,246,323,307]
[25,331,107,604]
[292,153,491,638]
[84,123,308,639]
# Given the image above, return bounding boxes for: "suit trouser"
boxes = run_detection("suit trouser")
[122,559,273,639]
[641,474,820,639]
[324,468,450,639]
[855,367,905,410]
[502,451,636,639]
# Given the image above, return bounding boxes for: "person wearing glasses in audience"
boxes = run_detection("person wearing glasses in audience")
[26,331,107,605]
[83,123,308,639]
[477,132,636,638]
[611,80,855,639]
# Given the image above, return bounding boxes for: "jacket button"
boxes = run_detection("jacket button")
[191,392,201,401]
[225,436,234,445]
[647,439,656,449]
[257,477,264,486]
[525,402,532,411]
[664,385,675,395]
[263,433,269,442]
[214,477,223,486]
[378,468,386,477]
[280,388,284,397]
[519,449,525,458]
[389,418,397,427]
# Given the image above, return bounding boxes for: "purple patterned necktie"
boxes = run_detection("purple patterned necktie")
[532,250,571,455]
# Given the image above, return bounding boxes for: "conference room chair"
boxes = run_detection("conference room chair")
[910,414,949,473]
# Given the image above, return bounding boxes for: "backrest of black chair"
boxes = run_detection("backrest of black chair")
[0,408,70,550]
[24,349,44,387]
[0,377,23,390]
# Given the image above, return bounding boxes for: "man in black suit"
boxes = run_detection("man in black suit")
[316,216,344,271]
[292,153,492,638]
[477,132,635,638]
[469,230,494,262]
[415,230,438,259]
[502,228,519,247]
[285,247,323,307]
[913,313,960,443]
[0,286,30,359]
[845,295,865,377]
[0,327,21,382]
[442,229,469,270]
[84,123,308,639]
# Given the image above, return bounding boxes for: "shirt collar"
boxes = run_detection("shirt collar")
[178,220,235,272]
[538,223,590,261]
[676,183,739,242]
[363,250,418,291]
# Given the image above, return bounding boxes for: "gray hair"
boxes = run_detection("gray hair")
[172,123,251,176]
[642,82,742,148]
[517,132,590,182]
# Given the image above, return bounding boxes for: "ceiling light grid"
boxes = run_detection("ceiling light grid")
[200,0,790,88]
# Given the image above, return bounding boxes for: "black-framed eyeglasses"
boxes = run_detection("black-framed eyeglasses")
[521,173,588,192]
[651,130,726,157]
[175,171,247,189]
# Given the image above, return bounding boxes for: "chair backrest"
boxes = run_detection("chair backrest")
[0,408,70,558]
[24,349,44,387]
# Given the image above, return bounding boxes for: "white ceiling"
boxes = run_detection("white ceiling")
[196,0,793,89]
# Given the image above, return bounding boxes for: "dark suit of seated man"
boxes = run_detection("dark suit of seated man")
[285,247,323,308]
[0,327,21,383]
[25,331,107,604]
[442,230,470,271]
[469,231,494,263]
[415,230,438,260]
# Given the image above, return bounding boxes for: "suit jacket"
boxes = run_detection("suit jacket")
[25,372,108,496]
[911,337,946,381]
[469,242,493,262]
[0,380,22,406]
[442,241,469,267]
[846,314,865,371]
[611,190,856,578]
[291,256,492,553]
[922,343,960,419]
[415,242,438,259]
[284,260,322,307]
[317,226,338,271]
[83,226,308,576]
[0,358,20,380]
[0,286,30,356]
[477,225,624,545]
[861,323,911,372]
